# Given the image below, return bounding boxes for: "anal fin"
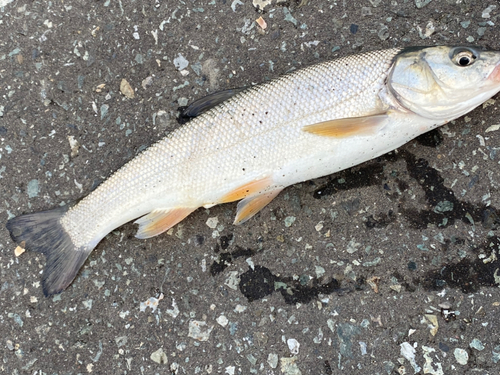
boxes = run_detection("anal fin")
[134,207,196,239]
[303,113,388,138]
[220,176,274,204]
[217,176,282,224]
[234,188,283,225]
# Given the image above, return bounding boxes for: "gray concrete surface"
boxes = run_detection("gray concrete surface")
[1,0,500,374]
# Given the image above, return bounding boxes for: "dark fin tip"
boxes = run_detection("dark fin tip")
[6,207,92,296]
[177,86,248,124]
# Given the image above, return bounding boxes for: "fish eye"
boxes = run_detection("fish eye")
[452,49,477,67]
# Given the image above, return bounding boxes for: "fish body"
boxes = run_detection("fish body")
[6,46,500,295]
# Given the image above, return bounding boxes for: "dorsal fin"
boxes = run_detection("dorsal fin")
[179,87,248,120]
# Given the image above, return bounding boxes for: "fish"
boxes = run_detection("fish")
[6,46,500,296]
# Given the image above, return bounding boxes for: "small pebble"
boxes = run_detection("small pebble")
[454,348,469,365]
[253,0,271,10]
[315,265,325,278]
[178,97,189,106]
[206,217,219,229]
[14,246,25,257]
[460,20,470,28]
[6,340,14,351]
[141,76,153,89]
[284,216,296,227]
[150,348,168,364]
[378,25,389,40]
[120,79,135,98]
[67,136,80,157]
[234,304,247,313]
[216,315,229,327]
[415,0,432,8]
[256,16,267,30]
[482,4,496,18]
[287,338,300,355]
[267,353,279,369]
[361,7,372,16]
[173,53,189,71]
[27,179,40,198]
[280,357,301,374]
[470,339,485,351]
[188,320,213,341]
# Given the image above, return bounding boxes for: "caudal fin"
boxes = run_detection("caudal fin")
[6,207,92,296]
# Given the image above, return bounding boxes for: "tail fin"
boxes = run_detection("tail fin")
[6,207,92,296]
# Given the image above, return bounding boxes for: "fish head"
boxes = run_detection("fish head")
[388,46,500,121]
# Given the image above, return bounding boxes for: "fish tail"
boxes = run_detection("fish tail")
[6,206,92,296]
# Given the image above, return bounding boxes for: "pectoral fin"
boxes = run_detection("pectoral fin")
[303,113,388,138]
[234,188,283,225]
[134,207,196,239]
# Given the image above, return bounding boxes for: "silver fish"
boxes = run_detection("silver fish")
[6,46,500,296]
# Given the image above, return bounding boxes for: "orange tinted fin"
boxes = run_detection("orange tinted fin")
[220,176,273,204]
[234,188,283,225]
[134,208,196,239]
[303,113,388,138]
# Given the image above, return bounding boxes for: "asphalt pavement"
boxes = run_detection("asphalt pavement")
[1,0,500,374]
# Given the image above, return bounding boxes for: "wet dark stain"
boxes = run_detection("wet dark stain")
[482,207,500,230]
[422,257,499,293]
[209,253,229,276]
[210,245,256,276]
[392,270,417,292]
[364,210,396,229]
[400,150,500,230]
[415,128,443,148]
[239,266,275,302]
[313,163,385,199]
[239,265,341,304]
[324,360,333,375]
[314,148,500,231]
[421,236,500,293]
[211,244,345,304]
[213,244,220,254]
[356,276,368,292]
[212,145,500,302]
[220,234,233,250]
[398,179,409,192]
